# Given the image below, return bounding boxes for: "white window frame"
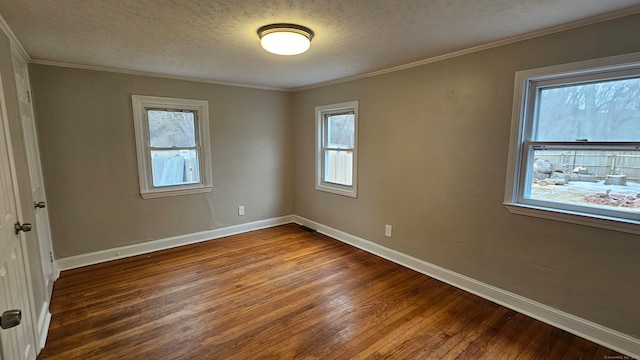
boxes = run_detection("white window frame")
[504,52,640,234]
[315,101,358,198]
[132,95,213,199]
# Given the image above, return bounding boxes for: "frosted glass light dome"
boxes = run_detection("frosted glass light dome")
[258,24,314,56]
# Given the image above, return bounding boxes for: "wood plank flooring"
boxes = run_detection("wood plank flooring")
[38,224,626,359]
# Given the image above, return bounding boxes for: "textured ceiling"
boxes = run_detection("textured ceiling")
[1,0,640,89]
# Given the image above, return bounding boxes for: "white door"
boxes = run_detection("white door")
[12,54,55,297]
[0,75,37,359]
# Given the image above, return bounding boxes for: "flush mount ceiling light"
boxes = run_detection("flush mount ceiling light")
[257,23,314,56]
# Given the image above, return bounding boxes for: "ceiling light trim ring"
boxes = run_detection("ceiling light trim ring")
[257,23,315,41]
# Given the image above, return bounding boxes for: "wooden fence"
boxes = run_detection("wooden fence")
[535,151,640,182]
[326,151,353,186]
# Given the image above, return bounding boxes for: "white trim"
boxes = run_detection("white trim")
[52,261,60,283]
[504,203,640,236]
[36,302,51,351]
[56,215,294,271]
[0,13,30,62]
[131,95,213,199]
[51,214,640,356]
[315,101,358,198]
[292,6,640,91]
[0,36,41,360]
[17,6,640,92]
[139,184,213,199]
[504,52,640,234]
[29,59,287,92]
[508,52,640,83]
[292,215,640,359]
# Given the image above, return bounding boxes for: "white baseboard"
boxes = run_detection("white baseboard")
[36,302,51,351]
[56,215,294,271]
[52,213,639,357]
[292,215,640,359]
[52,262,60,283]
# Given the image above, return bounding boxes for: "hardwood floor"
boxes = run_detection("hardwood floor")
[38,224,625,359]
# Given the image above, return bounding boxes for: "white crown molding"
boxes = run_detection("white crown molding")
[0,13,30,62]
[291,215,640,359]
[28,59,288,92]
[17,6,640,93]
[56,215,294,271]
[292,5,640,92]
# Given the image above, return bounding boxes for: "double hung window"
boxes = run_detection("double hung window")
[505,53,640,232]
[132,95,212,199]
[316,101,358,197]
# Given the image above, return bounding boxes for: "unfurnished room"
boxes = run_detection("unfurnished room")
[0,1,639,359]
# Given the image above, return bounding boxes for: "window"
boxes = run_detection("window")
[504,53,640,233]
[316,101,358,197]
[132,95,212,199]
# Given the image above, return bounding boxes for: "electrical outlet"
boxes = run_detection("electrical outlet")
[238,205,245,216]
[385,224,392,238]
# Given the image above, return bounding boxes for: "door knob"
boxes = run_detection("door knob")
[0,310,22,330]
[14,221,32,235]
[34,201,46,209]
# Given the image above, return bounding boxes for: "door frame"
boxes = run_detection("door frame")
[12,49,57,299]
[0,55,38,360]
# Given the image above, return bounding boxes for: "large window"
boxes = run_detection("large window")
[132,95,212,199]
[505,53,640,233]
[316,101,358,197]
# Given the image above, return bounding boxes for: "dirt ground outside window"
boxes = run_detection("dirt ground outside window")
[531,180,640,212]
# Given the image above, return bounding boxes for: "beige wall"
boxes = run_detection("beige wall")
[292,14,640,338]
[30,65,293,257]
[26,12,640,341]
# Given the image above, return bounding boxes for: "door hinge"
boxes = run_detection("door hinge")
[27,90,31,103]
[49,252,54,263]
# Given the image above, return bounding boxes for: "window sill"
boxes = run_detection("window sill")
[141,185,212,199]
[315,183,357,198]
[503,202,640,235]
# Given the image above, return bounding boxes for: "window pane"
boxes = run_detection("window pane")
[324,150,353,186]
[535,77,640,141]
[148,110,196,147]
[151,149,200,187]
[526,148,640,214]
[326,114,355,148]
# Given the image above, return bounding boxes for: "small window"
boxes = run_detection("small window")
[316,101,358,197]
[132,95,212,199]
[505,53,640,233]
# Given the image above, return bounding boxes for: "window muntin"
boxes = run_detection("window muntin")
[505,53,640,232]
[316,101,358,197]
[132,95,212,199]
